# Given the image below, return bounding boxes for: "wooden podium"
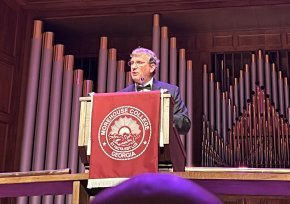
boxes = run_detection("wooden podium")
[0,169,89,204]
[78,91,186,173]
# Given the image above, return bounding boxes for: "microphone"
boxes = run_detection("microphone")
[140,77,145,86]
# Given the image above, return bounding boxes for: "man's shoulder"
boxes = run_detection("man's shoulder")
[154,80,178,90]
[119,84,134,92]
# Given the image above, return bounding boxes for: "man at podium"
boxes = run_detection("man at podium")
[120,47,191,135]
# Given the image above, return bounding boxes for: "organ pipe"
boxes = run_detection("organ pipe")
[116,60,125,91]
[68,69,84,173]
[178,49,186,102]
[251,54,256,92]
[284,77,289,120]
[97,37,108,93]
[20,20,43,172]
[57,55,74,171]
[169,37,177,85]
[209,73,215,129]
[107,48,117,93]
[45,44,64,172]
[83,80,94,96]
[18,19,43,204]
[234,78,239,114]
[152,14,160,80]
[43,44,64,204]
[186,60,193,166]
[160,26,169,82]
[178,48,186,145]
[265,54,271,95]
[278,71,284,116]
[215,82,221,135]
[245,64,250,101]
[271,63,278,108]
[55,55,74,204]
[126,71,132,86]
[202,50,290,168]
[239,70,245,113]
[222,92,227,142]
[257,50,264,86]
[33,32,54,171]
[203,64,208,119]
[31,31,54,204]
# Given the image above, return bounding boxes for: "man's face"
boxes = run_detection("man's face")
[129,54,155,84]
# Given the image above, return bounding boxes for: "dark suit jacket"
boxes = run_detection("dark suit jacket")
[120,79,191,134]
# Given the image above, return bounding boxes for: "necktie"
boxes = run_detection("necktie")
[136,84,151,92]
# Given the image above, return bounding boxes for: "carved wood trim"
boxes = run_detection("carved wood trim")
[15,0,290,13]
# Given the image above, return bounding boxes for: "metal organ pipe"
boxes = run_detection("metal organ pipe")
[97,37,108,93]
[169,37,177,85]
[160,27,169,83]
[152,14,160,80]
[202,50,290,168]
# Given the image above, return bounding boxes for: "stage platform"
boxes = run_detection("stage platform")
[182,167,290,196]
[1,167,290,203]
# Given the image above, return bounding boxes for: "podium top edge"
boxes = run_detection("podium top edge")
[80,93,171,101]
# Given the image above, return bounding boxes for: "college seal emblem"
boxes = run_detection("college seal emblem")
[98,106,152,160]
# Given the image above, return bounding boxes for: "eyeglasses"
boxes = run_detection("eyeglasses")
[128,60,147,67]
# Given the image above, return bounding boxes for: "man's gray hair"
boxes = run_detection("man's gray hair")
[130,47,160,68]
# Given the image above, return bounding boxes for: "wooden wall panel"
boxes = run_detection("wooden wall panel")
[0,122,8,172]
[286,32,290,45]
[0,0,23,178]
[213,35,233,48]
[0,1,18,56]
[238,33,282,47]
[196,33,213,51]
[0,61,13,114]
[193,29,290,53]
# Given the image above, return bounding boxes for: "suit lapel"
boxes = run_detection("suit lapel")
[152,79,161,91]
[128,84,135,92]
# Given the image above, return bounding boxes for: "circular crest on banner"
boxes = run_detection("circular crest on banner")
[98,106,152,160]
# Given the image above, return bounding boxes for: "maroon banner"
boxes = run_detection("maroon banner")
[89,91,161,180]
